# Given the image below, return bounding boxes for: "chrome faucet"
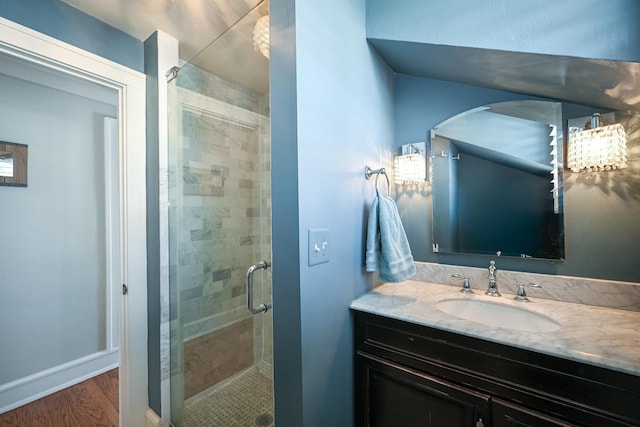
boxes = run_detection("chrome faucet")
[485,260,501,297]
[514,282,542,302]
[452,274,473,294]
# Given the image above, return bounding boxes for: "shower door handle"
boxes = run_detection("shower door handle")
[246,261,271,314]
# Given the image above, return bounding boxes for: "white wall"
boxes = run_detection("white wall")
[0,72,116,384]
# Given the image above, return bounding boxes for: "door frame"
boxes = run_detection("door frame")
[0,16,148,426]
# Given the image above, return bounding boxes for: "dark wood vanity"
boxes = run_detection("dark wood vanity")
[354,311,640,427]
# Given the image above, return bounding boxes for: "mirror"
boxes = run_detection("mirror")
[430,100,564,260]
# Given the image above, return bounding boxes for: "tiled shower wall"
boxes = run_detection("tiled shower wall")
[171,64,272,372]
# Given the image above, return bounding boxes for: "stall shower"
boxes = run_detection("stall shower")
[167,2,273,425]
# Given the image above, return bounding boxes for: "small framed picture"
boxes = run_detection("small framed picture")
[0,141,28,187]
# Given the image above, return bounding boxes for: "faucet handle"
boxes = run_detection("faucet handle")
[514,282,542,302]
[452,274,473,294]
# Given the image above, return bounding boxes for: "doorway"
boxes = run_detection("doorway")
[0,17,148,425]
[0,50,120,413]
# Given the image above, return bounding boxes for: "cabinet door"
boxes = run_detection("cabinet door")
[492,398,577,427]
[357,353,489,427]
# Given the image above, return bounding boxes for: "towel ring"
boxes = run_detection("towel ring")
[365,166,390,196]
[375,169,390,196]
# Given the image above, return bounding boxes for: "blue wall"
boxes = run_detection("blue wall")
[0,0,143,72]
[385,1,640,283]
[271,0,394,425]
[143,33,162,416]
[366,0,640,63]
[270,0,304,425]
[395,74,640,282]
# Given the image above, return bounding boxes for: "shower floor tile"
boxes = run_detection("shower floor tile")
[184,365,273,427]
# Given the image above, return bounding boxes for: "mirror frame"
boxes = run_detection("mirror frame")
[0,141,27,187]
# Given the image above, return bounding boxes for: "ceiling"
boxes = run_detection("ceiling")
[62,0,270,93]
[369,39,640,113]
[60,1,639,110]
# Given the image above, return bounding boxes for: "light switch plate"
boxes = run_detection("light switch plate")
[308,228,330,266]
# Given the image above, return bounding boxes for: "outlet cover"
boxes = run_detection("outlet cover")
[308,228,330,266]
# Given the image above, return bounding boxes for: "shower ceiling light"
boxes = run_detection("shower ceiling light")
[567,113,627,172]
[253,15,270,59]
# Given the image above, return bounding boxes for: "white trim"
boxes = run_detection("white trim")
[0,16,148,426]
[146,407,163,427]
[105,116,121,353]
[178,87,265,128]
[0,51,118,105]
[0,16,143,82]
[0,351,119,413]
[154,30,179,427]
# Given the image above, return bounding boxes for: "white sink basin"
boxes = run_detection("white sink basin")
[436,298,561,333]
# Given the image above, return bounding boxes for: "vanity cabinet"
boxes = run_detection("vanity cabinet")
[360,352,490,426]
[354,311,640,427]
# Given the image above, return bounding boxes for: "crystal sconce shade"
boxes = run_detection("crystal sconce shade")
[394,143,426,184]
[252,15,270,59]
[568,114,627,172]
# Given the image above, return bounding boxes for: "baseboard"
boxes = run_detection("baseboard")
[145,407,162,427]
[0,350,118,414]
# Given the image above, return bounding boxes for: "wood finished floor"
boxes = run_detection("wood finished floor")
[0,369,119,427]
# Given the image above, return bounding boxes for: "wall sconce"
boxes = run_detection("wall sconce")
[394,143,426,184]
[567,113,627,172]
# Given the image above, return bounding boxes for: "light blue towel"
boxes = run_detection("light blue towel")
[365,194,416,282]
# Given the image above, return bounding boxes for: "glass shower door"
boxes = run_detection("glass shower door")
[167,3,273,425]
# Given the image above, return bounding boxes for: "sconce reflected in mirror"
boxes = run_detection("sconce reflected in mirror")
[394,143,426,184]
[567,113,627,173]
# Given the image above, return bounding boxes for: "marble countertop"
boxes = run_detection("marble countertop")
[350,280,640,377]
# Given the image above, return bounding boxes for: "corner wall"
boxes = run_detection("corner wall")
[144,31,178,421]
[269,0,304,425]
[271,0,395,425]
